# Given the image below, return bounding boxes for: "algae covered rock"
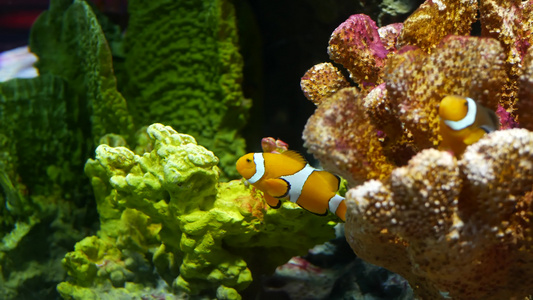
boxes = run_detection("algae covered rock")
[59,124,335,299]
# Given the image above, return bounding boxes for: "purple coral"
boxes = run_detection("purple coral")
[328,14,389,86]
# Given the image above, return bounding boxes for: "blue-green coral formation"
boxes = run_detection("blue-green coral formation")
[122,0,250,179]
[58,124,335,299]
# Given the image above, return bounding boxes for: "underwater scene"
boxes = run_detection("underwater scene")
[1,0,533,299]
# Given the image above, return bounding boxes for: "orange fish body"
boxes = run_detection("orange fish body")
[439,95,499,155]
[236,151,346,221]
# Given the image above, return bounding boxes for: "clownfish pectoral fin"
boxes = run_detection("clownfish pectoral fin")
[263,178,290,198]
[463,128,488,145]
[264,194,281,209]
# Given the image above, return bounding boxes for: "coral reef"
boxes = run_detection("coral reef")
[304,87,394,187]
[0,75,92,299]
[301,1,533,299]
[300,62,350,106]
[327,14,389,86]
[260,137,289,153]
[1,0,252,298]
[58,124,335,299]
[122,0,250,178]
[0,1,134,298]
[346,130,533,300]
[397,0,477,51]
[30,0,134,144]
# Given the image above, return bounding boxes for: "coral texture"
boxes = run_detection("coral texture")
[398,0,477,51]
[304,87,394,187]
[346,130,533,300]
[0,1,135,298]
[300,63,350,106]
[303,35,508,185]
[123,0,250,178]
[0,0,252,298]
[328,14,390,86]
[301,1,533,299]
[58,124,335,299]
[30,0,134,143]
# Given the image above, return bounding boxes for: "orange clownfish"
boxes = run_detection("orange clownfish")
[439,95,500,155]
[236,151,346,221]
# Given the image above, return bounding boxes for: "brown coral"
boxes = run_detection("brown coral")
[303,36,508,176]
[345,129,533,300]
[386,36,507,149]
[301,2,533,299]
[300,63,350,106]
[480,0,533,105]
[327,14,390,86]
[303,87,394,187]
[398,0,478,51]
[518,47,533,130]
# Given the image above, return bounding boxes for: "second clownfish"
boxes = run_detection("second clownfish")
[439,95,500,155]
[236,151,346,221]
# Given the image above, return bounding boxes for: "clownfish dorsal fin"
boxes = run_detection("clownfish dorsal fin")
[280,150,307,167]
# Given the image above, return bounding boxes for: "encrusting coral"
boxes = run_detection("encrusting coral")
[58,124,336,299]
[301,0,533,299]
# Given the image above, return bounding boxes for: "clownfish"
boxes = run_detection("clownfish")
[438,95,500,155]
[236,151,346,221]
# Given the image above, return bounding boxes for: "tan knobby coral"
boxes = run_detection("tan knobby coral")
[302,1,533,299]
[344,129,533,300]
[300,63,350,106]
[303,88,394,186]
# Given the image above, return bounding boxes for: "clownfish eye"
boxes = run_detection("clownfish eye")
[246,158,252,163]
[464,101,468,106]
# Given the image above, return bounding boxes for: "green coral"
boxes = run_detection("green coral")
[59,124,335,299]
[30,0,134,144]
[0,0,136,298]
[1,0,265,298]
[122,0,251,178]
[0,75,83,193]
[0,75,88,300]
